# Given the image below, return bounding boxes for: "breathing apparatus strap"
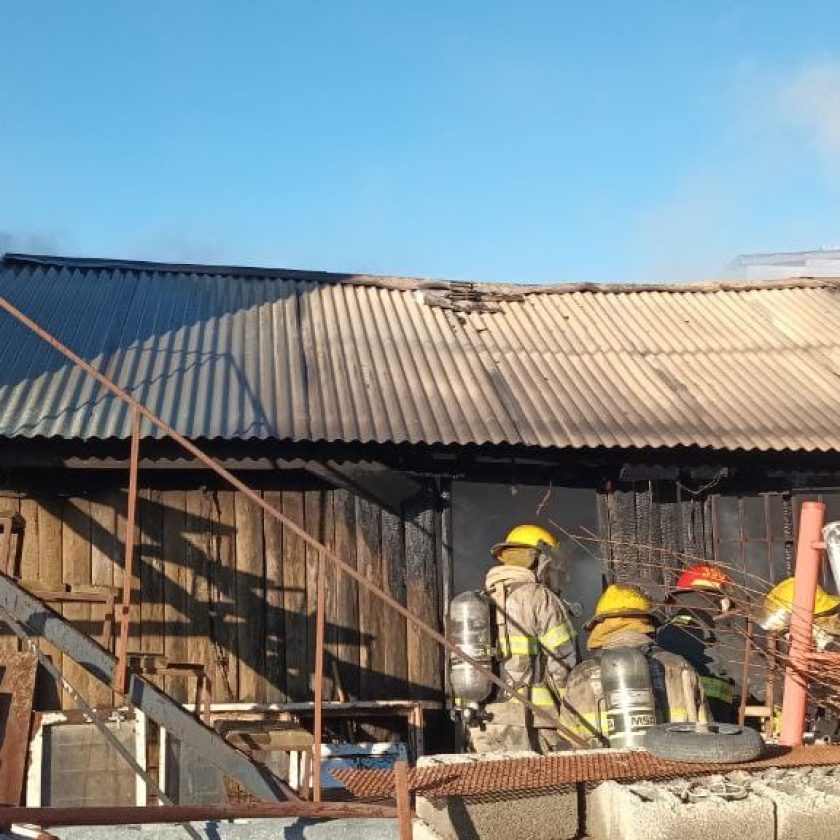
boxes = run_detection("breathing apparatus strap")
[487,580,535,699]
[495,581,510,664]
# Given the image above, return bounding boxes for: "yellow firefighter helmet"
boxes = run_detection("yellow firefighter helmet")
[758,576,840,632]
[584,584,654,630]
[491,524,558,567]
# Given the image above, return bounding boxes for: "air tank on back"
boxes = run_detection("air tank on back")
[447,591,493,721]
[599,646,657,748]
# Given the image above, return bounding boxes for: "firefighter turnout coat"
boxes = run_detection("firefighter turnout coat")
[477,564,578,738]
[656,602,741,722]
[558,629,708,748]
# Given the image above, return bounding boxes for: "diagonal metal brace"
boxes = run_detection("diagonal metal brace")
[0,572,296,802]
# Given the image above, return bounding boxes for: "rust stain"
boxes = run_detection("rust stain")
[0,651,37,805]
[332,744,840,799]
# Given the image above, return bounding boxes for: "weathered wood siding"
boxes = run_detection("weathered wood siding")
[597,480,805,600]
[598,481,709,597]
[0,478,443,710]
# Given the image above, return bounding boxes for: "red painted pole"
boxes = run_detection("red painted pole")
[779,501,826,746]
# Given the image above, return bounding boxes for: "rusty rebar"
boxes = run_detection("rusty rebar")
[394,759,412,840]
[738,616,752,726]
[312,550,326,802]
[115,406,140,695]
[334,744,840,800]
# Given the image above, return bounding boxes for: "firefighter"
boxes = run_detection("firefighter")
[470,524,578,754]
[559,584,708,748]
[657,565,741,722]
[758,577,840,740]
[758,577,840,650]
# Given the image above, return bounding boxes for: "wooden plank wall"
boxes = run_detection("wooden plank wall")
[0,481,443,711]
[599,480,714,598]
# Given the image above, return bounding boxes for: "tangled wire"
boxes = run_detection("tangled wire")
[550,525,840,721]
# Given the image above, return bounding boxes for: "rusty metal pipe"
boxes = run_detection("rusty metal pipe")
[780,501,826,746]
[0,293,588,748]
[0,802,399,828]
[737,617,753,727]
[394,760,413,840]
[312,551,326,802]
[115,406,141,694]
[764,633,777,737]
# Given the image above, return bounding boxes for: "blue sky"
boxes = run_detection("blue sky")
[2,2,840,283]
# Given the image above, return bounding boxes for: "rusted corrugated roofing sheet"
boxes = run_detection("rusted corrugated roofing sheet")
[1,253,839,451]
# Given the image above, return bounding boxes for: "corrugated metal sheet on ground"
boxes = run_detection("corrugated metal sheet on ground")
[332,744,840,798]
[1,253,840,451]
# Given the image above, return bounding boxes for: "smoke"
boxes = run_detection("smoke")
[778,59,840,159]
[0,230,63,255]
[628,59,840,281]
[632,173,746,283]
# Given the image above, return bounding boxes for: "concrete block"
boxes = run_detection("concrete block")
[751,774,840,840]
[585,779,775,840]
[416,749,598,839]
[43,721,138,806]
[416,786,578,840]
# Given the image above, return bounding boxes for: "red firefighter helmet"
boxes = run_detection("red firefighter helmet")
[673,564,731,593]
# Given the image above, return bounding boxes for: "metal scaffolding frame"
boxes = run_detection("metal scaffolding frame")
[0,290,588,834]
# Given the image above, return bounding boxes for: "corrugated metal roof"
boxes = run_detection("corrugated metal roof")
[1,253,840,452]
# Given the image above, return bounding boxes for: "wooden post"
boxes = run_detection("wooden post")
[0,514,12,576]
[312,551,326,803]
[115,407,141,695]
[408,704,421,760]
[299,750,311,801]
[201,673,213,725]
[394,759,412,840]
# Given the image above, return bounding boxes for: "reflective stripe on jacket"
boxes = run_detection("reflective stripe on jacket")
[700,675,734,703]
[505,681,563,708]
[498,622,576,657]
